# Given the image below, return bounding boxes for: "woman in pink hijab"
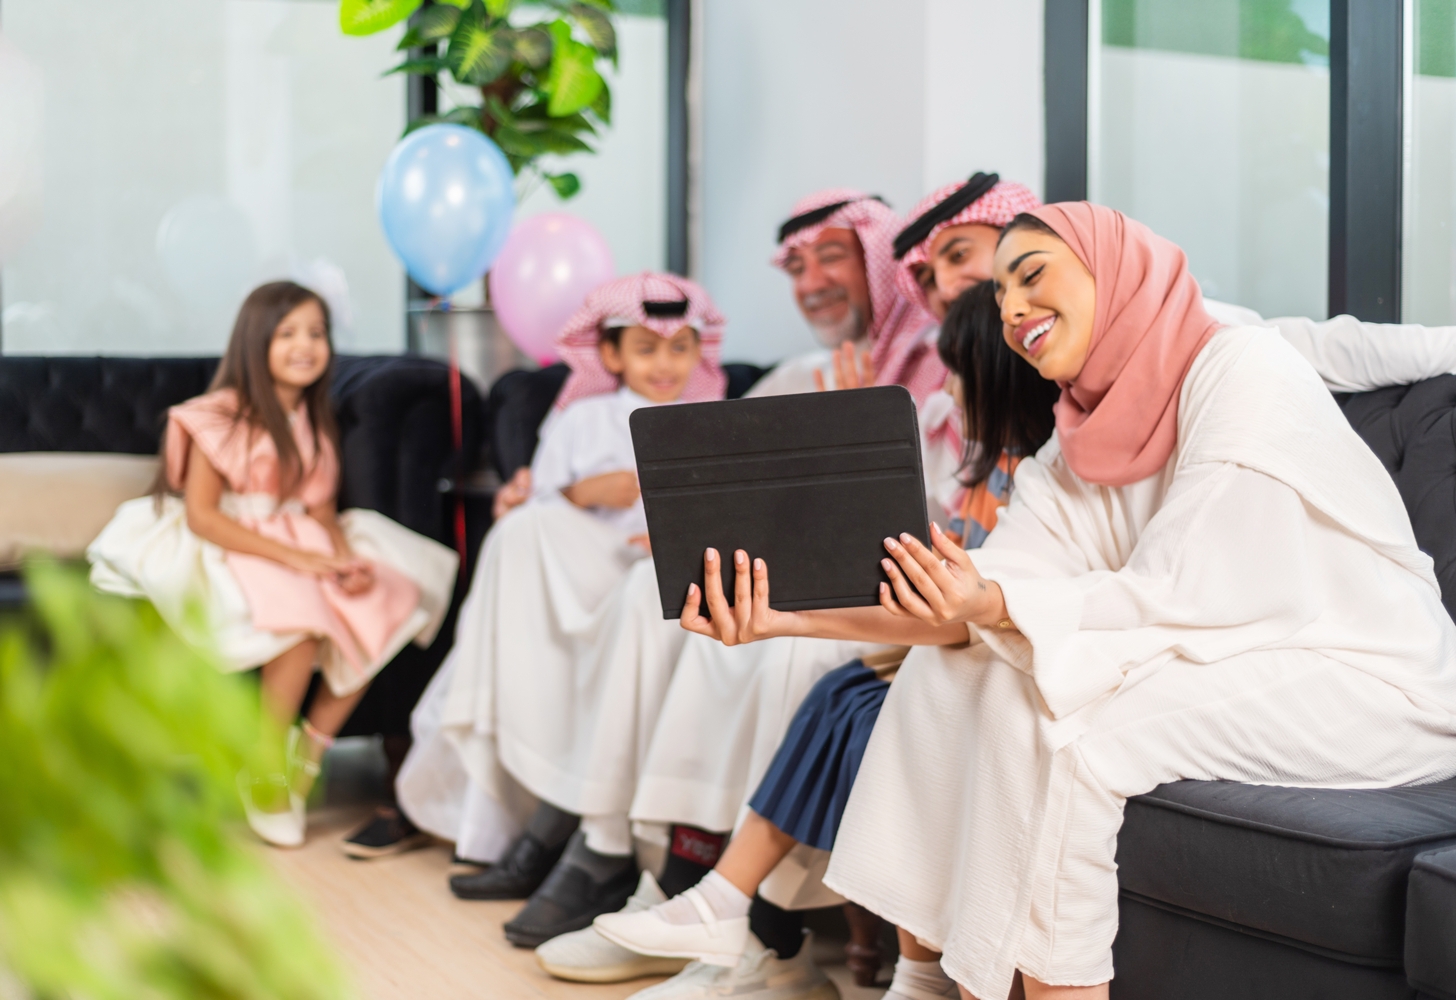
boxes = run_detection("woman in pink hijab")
[676,203,1456,998]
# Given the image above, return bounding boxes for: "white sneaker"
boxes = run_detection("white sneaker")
[625,933,840,1000]
[595,883,750,967]
[237,771,305,848]
[537,871,691,983]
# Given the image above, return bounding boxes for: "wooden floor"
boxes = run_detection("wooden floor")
[270,804,887,1000]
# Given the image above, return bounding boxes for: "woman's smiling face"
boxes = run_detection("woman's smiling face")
[992,224,1097,383]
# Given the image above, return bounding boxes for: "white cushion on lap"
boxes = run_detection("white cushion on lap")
[0,452,159,568]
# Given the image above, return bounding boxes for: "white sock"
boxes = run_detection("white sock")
[888,956,956,1000]
[653,869,752,925]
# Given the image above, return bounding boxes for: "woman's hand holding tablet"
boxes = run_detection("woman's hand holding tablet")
[879,522,1012,630]
[679,521,1013,648]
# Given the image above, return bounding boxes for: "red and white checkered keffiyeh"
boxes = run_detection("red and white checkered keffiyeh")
[771,188,943,404]
[894,178,1042,312]
[554,271,727,411]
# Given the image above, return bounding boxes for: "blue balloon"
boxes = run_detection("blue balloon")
[377,124,516,297]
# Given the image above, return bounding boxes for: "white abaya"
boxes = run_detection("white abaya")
[823,327,1456,998]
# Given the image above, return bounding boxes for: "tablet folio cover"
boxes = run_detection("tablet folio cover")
[631,385,930,619]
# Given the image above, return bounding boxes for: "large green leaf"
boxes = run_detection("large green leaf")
[589,80,610,124]
[447,7,514,84]
[340,0,422,36]
[570,3,617,58]
[396,4,463,50]
[545,171,582,199]
[385,54,449,76]
[494,123,593,157]
[512,26,552,68]
[435,0,471,7]
[544,20,605,116]
[484,0,517,16]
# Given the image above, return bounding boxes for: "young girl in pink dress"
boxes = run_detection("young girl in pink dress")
[89,281,457,848]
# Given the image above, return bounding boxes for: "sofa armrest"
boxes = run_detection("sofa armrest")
[332,356,484,545]
[1407,846,1456,1000]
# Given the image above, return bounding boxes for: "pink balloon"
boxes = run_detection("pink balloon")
[488,213,615,364]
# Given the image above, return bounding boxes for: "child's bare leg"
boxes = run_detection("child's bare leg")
[898,926,941,961]
[956,975,1100,1000]
[715,810,799,896]
[258,639,320,727]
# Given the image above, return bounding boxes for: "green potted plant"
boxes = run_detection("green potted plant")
[340,0,620,200]
[0,562,348,1000]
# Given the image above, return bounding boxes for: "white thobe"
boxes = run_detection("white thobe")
[397,388,664,858]
[823,327,1456,998]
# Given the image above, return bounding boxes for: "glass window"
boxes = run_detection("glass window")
[1091,0,1330,319]
[0,1,406,355]
[1405,0,1456,324]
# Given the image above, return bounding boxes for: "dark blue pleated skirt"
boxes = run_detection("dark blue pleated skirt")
[747,660,890,851]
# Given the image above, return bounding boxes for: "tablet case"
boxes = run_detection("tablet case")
[631,385,930,619]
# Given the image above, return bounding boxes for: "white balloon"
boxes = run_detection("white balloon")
[0,31,44,266]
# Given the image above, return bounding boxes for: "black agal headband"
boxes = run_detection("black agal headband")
[776,195,888,245]
[642,299,689,318]
[891,171,1000,260]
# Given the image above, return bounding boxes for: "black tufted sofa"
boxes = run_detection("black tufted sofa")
[0,354,486,740]
[1110,377,1456,999]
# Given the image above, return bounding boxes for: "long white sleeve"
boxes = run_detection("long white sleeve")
[1205,298,1456,392]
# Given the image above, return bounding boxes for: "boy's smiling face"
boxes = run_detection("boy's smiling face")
[599,324,702,403]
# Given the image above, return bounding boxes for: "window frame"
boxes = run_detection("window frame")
[1044,0,1407,322]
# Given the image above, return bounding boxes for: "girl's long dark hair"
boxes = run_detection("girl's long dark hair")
[156,281,337,499]
[937,281,1060,488]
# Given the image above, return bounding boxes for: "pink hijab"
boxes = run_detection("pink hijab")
[1032,203,1223,487]
[554,271,727,411]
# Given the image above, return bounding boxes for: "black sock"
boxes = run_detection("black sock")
[560,829,635,883]
[525,801,580,849]
[657,825,727,897]
[749,895,805,959]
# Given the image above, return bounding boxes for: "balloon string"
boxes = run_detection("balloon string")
[440,296,469,575]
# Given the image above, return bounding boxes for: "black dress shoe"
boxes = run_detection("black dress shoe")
[502,859,639,947]
[449,831,566,900]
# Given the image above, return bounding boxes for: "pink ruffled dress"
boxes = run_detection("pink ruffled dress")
[89,389,458,695]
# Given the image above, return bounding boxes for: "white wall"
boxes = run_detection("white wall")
[694,0,1045,365]
[1,1,406,356]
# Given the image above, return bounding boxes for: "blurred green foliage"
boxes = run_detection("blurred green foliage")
[0,562,348,1000]
[1419,0,1456,77]
[341,0,626,201]
[1102,0,1329,67]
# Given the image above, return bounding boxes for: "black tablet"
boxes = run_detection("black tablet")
[630,385,930,619]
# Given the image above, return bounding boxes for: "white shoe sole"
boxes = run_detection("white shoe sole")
[537,953,690,983]
[592,918,746,968]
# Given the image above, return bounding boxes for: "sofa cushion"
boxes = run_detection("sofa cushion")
[0,453,158,568]
[1339,375,1456,622]
[1406,846,1456,999]
[1117,778,1456,966]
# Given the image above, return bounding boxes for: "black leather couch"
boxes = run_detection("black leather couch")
[0,354,485,740]
[1111,377,1456,999]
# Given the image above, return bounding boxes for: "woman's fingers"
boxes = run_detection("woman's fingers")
[885,537,950,618]
[680,583,720,638]
[930,521,972,567]
[750,557,772,636]
[700,549,738,642]
[732,550,754,634]
[813,369,827,393]
[879,580,912,617]
[896,532,959,598]
[881,556,938,622]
